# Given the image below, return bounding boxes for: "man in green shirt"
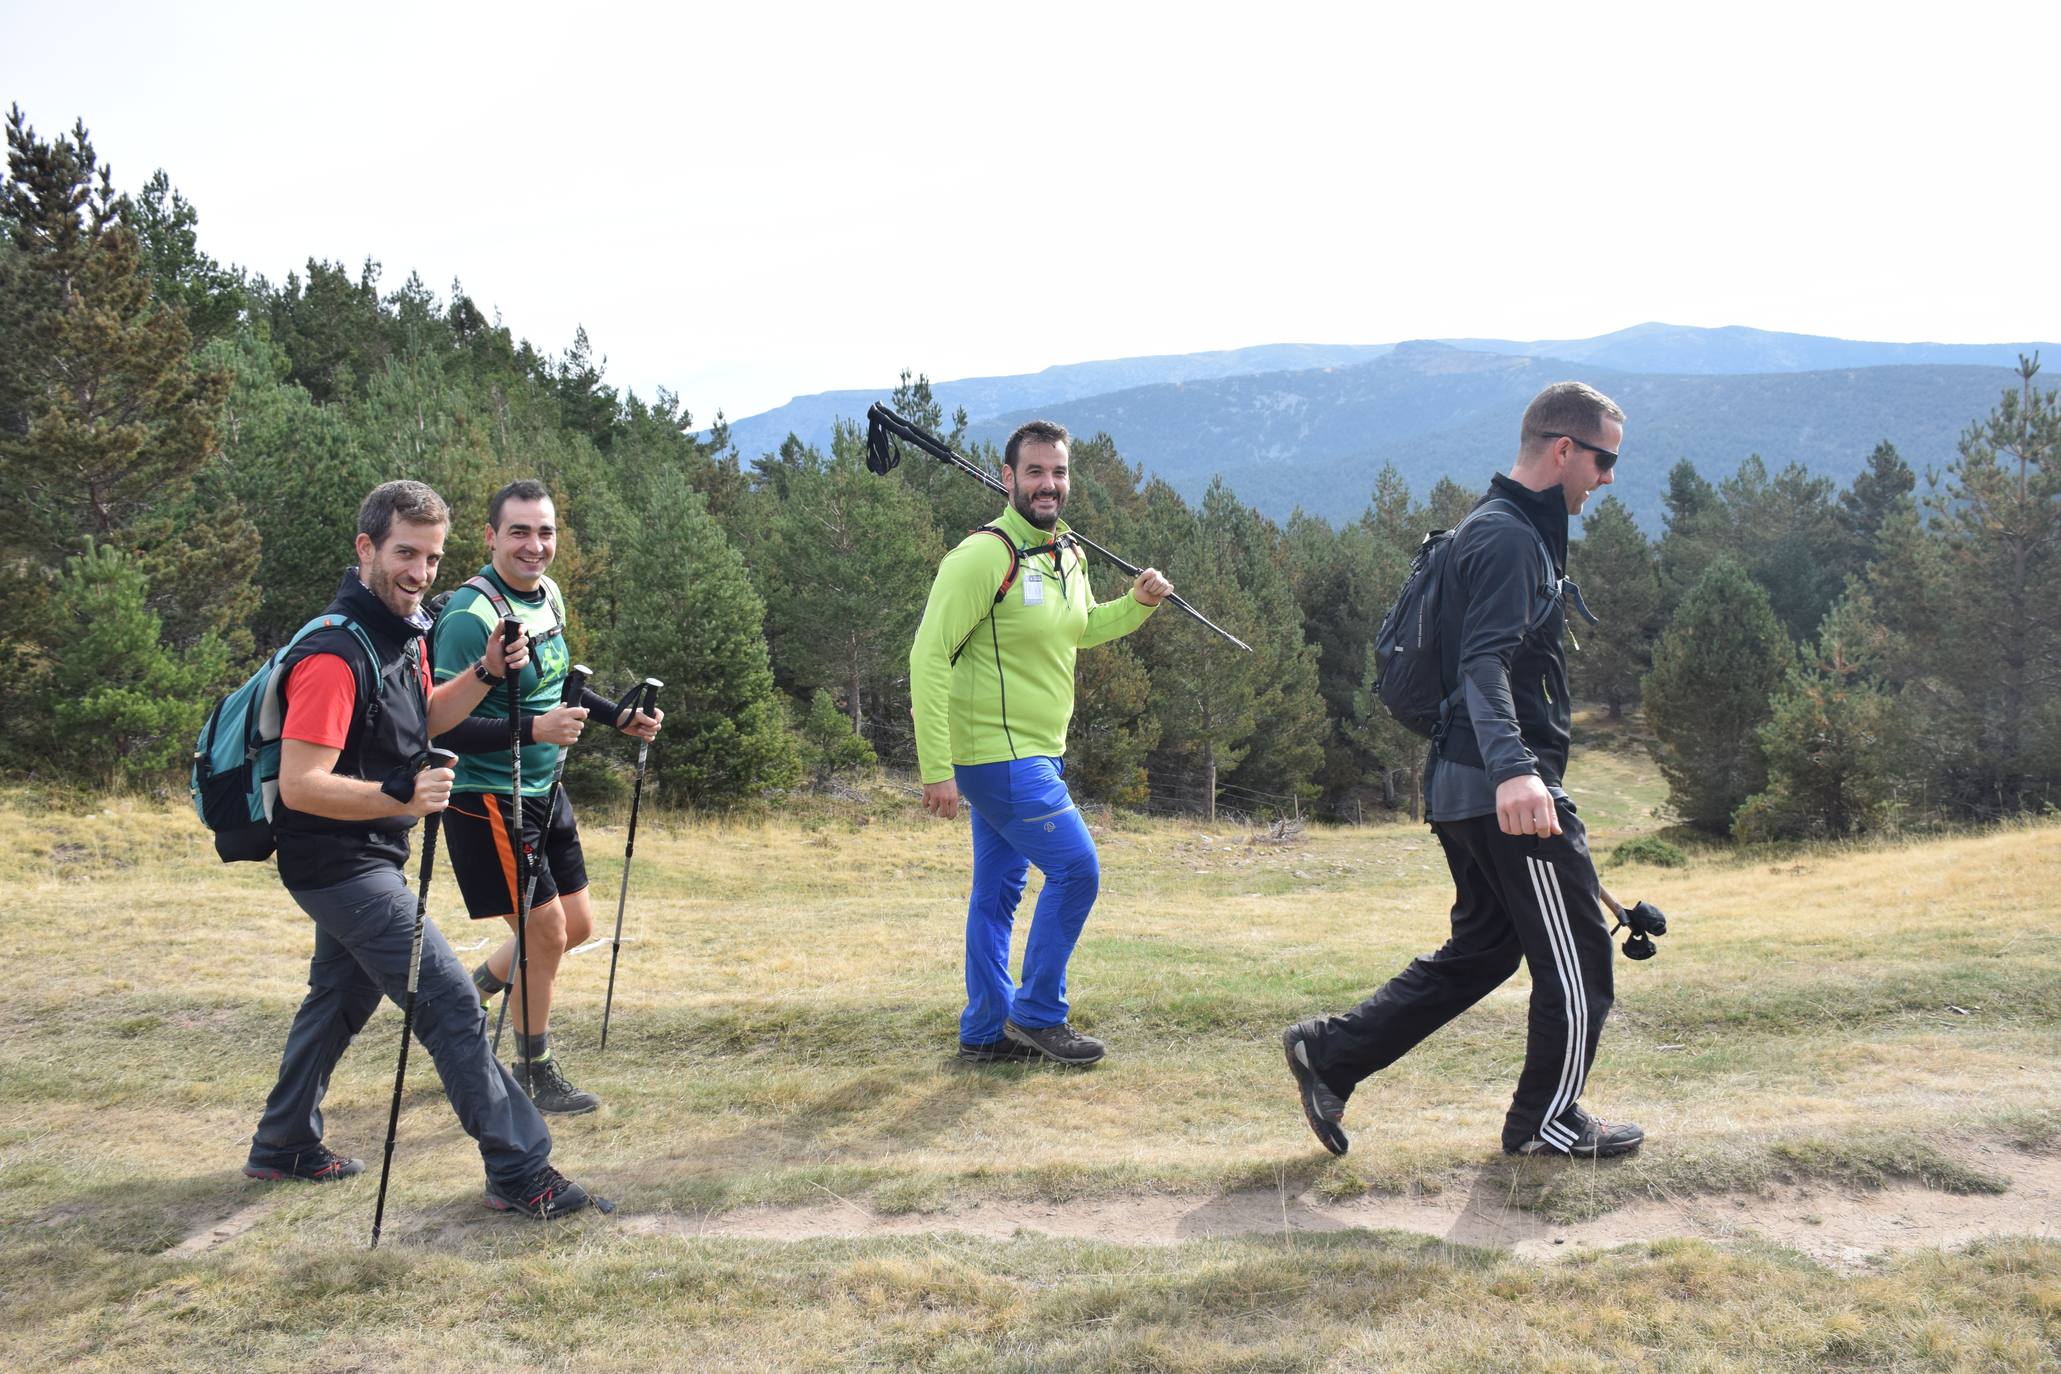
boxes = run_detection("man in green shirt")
[433,480,662,1114]
[910,420,1170,1065]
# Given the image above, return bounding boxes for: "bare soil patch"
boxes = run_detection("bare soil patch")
[602,1147,2060,1270]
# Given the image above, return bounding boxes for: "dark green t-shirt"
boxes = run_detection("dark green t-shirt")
[431,567,572,796]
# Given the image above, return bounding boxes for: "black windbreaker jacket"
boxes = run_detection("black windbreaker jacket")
[1424,474,1577,823]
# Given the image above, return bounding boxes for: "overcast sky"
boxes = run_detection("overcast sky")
[5,1,2057,423]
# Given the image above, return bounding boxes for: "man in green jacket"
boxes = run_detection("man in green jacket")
[910,420,1171,1065]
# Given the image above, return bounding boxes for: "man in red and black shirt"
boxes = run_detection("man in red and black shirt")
[245,480,605,1220]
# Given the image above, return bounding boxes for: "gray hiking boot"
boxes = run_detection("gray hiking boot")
[1002,1019,1106,1065]
[518,1055,601,1115]
[1282,1019,1349,1156]
[958,1037,1043,1063]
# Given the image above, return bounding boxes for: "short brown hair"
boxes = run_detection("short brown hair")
[357,480,452,549]
[1520,382,1624,454]
[1004,419,1070,469]
[488,479,552,529]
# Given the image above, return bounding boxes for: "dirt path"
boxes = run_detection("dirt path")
[614,1148,2061,1270]
[166,1148,2058,1269]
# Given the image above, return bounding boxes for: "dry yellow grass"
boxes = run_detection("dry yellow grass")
[1,783,2057,1371]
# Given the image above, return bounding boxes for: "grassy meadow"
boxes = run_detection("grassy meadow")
[3,731,2059,1372]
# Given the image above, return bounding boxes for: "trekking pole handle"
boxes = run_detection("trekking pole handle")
[423,748,457,771]
[564,664,592,706]
[639,677,663,717]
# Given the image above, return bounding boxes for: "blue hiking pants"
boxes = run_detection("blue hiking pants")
[954,756,1101,1043]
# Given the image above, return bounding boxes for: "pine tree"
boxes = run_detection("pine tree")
[602,466,799,805]
[208,331,381,645]
[1717,456,1846,643]
[753,420,942,749]
[1198,479,1325,807]
[130,170,245,344]
[0,106,230,555]
[1836,440,1916,573]
[796,689,877,785]
[1642,558,1794,833]
[1133,482,1260,819]
[37,540,229,787]
[1655,457,1722,615]
[1569,495,1661,719]
[1903,357,2061,815]
[1735,591,1908,841]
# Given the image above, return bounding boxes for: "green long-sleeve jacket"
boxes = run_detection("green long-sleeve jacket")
[910,504,1156,784]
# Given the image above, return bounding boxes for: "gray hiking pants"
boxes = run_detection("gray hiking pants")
[249,864,552,1188]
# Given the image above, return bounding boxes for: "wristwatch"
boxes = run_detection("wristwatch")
[473,658,503,685]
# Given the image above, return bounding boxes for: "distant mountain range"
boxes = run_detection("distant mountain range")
[717,324,2054,530]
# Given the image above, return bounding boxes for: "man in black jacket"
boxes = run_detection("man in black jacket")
[1284,382,1644,1160]
[245,480,605,1219]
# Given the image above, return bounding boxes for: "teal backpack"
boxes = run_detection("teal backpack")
[190,615,380,862]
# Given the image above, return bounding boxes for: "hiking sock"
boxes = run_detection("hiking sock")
[516,1030,551,1064]
[472,960,509,1007]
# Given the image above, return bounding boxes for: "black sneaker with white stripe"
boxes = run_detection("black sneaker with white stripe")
[1507,1108,1644,1158]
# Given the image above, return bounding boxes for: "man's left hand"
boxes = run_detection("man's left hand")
[1132,569,1172,606]
[618,704,664,741]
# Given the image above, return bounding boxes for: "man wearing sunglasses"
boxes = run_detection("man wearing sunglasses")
[1284,381,1644,1161]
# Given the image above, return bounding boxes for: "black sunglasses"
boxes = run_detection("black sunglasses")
[1540,432,1618,471]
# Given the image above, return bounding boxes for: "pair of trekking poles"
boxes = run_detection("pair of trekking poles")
[369,622,662,1247]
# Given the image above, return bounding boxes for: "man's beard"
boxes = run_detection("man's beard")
[364,561,419,618]
[1012,484,1064,531]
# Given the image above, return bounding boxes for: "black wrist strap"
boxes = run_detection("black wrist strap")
[378,762,417,805]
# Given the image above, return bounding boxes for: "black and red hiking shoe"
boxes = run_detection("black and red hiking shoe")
[485,1164,612,1219]
[242,1144,365,1183]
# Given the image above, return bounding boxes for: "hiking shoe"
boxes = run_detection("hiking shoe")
[242,1144,365,1183]
[1508,1109,1644,1159]
[958,1037,1043,1063]
[1002,1019,1106,1065]
[517,1056,601,1115]
[484,1164,612,1219]
[1282,1020,1349,1157]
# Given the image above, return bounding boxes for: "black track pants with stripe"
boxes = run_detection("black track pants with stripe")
[1303,798,1614,1153]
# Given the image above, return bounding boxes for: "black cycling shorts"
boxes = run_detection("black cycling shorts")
[441,788,589,919]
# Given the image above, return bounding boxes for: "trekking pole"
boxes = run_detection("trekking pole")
[370,746,459,1250]
[493,662,591,1053]
[599,677,662,1052]
[489,620,535,1099]
[864,402,1252,652]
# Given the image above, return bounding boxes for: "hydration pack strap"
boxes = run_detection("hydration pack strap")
[948,528,1071,666]
[460,574,566,645]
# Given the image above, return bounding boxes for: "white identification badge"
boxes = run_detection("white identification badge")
[1022,570,1045,605]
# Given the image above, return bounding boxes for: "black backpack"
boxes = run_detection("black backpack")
[1372,498,1580,739]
